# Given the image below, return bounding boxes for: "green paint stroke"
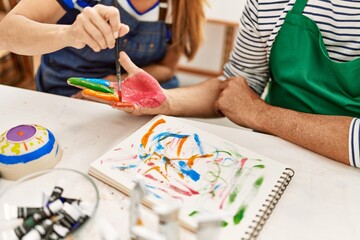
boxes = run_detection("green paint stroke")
[233,205,247,225]
[229,189,238,204]
[68,77,114,94]
[188,211,199,217]
[253,164,265,169]
[221,221,228,227]
[254,176,264,188]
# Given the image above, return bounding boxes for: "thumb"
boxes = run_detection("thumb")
[119,51,142,75]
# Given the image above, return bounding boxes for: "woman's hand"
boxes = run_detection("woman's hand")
[68,5,129,52]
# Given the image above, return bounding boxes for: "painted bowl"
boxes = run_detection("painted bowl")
[0,124,62,180]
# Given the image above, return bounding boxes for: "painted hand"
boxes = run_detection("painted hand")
[67,52,168,115]
[111,52,168,115]
[215,77,267,129]
[69,5,129,52]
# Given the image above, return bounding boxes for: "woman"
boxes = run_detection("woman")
[0,0,206,96]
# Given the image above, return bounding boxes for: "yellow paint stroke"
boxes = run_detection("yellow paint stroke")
[38,125,46,131]
[0,136,5,144]
[141,118,166,148]
[11,143,21,155]
[1,141,9,154]
[143,166,168,181]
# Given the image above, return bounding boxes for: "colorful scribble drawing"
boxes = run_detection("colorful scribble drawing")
[89,115,293,237]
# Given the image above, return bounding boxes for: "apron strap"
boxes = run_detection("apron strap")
[291,0,308,14]
[159,0,168,21]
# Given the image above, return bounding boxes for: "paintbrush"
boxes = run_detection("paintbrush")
[113,0,122,95]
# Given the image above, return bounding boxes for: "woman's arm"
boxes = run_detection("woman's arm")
[142,45,180,83]
[0,0,128,55]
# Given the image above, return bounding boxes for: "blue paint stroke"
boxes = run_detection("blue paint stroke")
[193,134,204,155]
[150,132,190,152]
[112,164,137,170]
[83,78,110,87]
[178,161,200,181]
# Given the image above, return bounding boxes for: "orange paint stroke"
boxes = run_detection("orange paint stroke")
[177,136,188,156]
[23,142,28,151]
[141,118,166,148]
[83,89,119,102]
[187,153,213,168]
[17,131,24,136]
[35,137,44,143]
[143,166,168,181]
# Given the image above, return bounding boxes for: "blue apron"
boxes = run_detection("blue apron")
[36,0,179,96]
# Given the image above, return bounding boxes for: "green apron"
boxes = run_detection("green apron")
[267,0,360,117]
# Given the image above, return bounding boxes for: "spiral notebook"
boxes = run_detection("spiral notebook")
[89,115,294,239]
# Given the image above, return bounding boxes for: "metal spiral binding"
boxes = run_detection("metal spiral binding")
[242,168,295,240]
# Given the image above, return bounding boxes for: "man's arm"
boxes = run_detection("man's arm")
[216,76,354,166]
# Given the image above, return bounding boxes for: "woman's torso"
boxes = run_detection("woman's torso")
[36,0,173,96]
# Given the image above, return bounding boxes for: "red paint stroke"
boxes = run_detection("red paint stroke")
[240,158,248,168]
[141,118,166,148]
[145,174,192,198]
[179,181,200,195]
[143,166,168,181]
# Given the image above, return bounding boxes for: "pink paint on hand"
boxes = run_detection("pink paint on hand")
[121,71,166,108]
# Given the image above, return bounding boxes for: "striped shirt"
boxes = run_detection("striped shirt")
[223,0,360,168]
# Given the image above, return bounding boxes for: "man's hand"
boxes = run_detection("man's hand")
[111,52,169,115]
[215,77,267,129]
[68,5,129,51]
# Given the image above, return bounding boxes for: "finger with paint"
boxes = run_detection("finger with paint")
[67,77,120,104]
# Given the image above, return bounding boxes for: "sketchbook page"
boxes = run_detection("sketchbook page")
[89,115,292,237]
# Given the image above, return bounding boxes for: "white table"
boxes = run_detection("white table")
[0,85,359,240]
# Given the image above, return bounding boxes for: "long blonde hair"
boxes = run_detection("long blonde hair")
[171,0,206,60]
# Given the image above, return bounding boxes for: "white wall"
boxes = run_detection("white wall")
[205,0,246,22]
[178,0,246,77]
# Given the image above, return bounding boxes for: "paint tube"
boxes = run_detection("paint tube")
[47,186,64,203]
[44,202,82,240]
[154,202,180,240]
[70,201,94,231]
[43,190,81,206]
[21,218,56,240]
[1,199,63,240]
[196,213,225,240]
[4,203,42,220]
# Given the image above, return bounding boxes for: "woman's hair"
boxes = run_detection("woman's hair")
[171,0,206,60]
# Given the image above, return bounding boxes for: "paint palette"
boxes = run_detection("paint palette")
[0,168,99,239]
[0,124,63,180]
